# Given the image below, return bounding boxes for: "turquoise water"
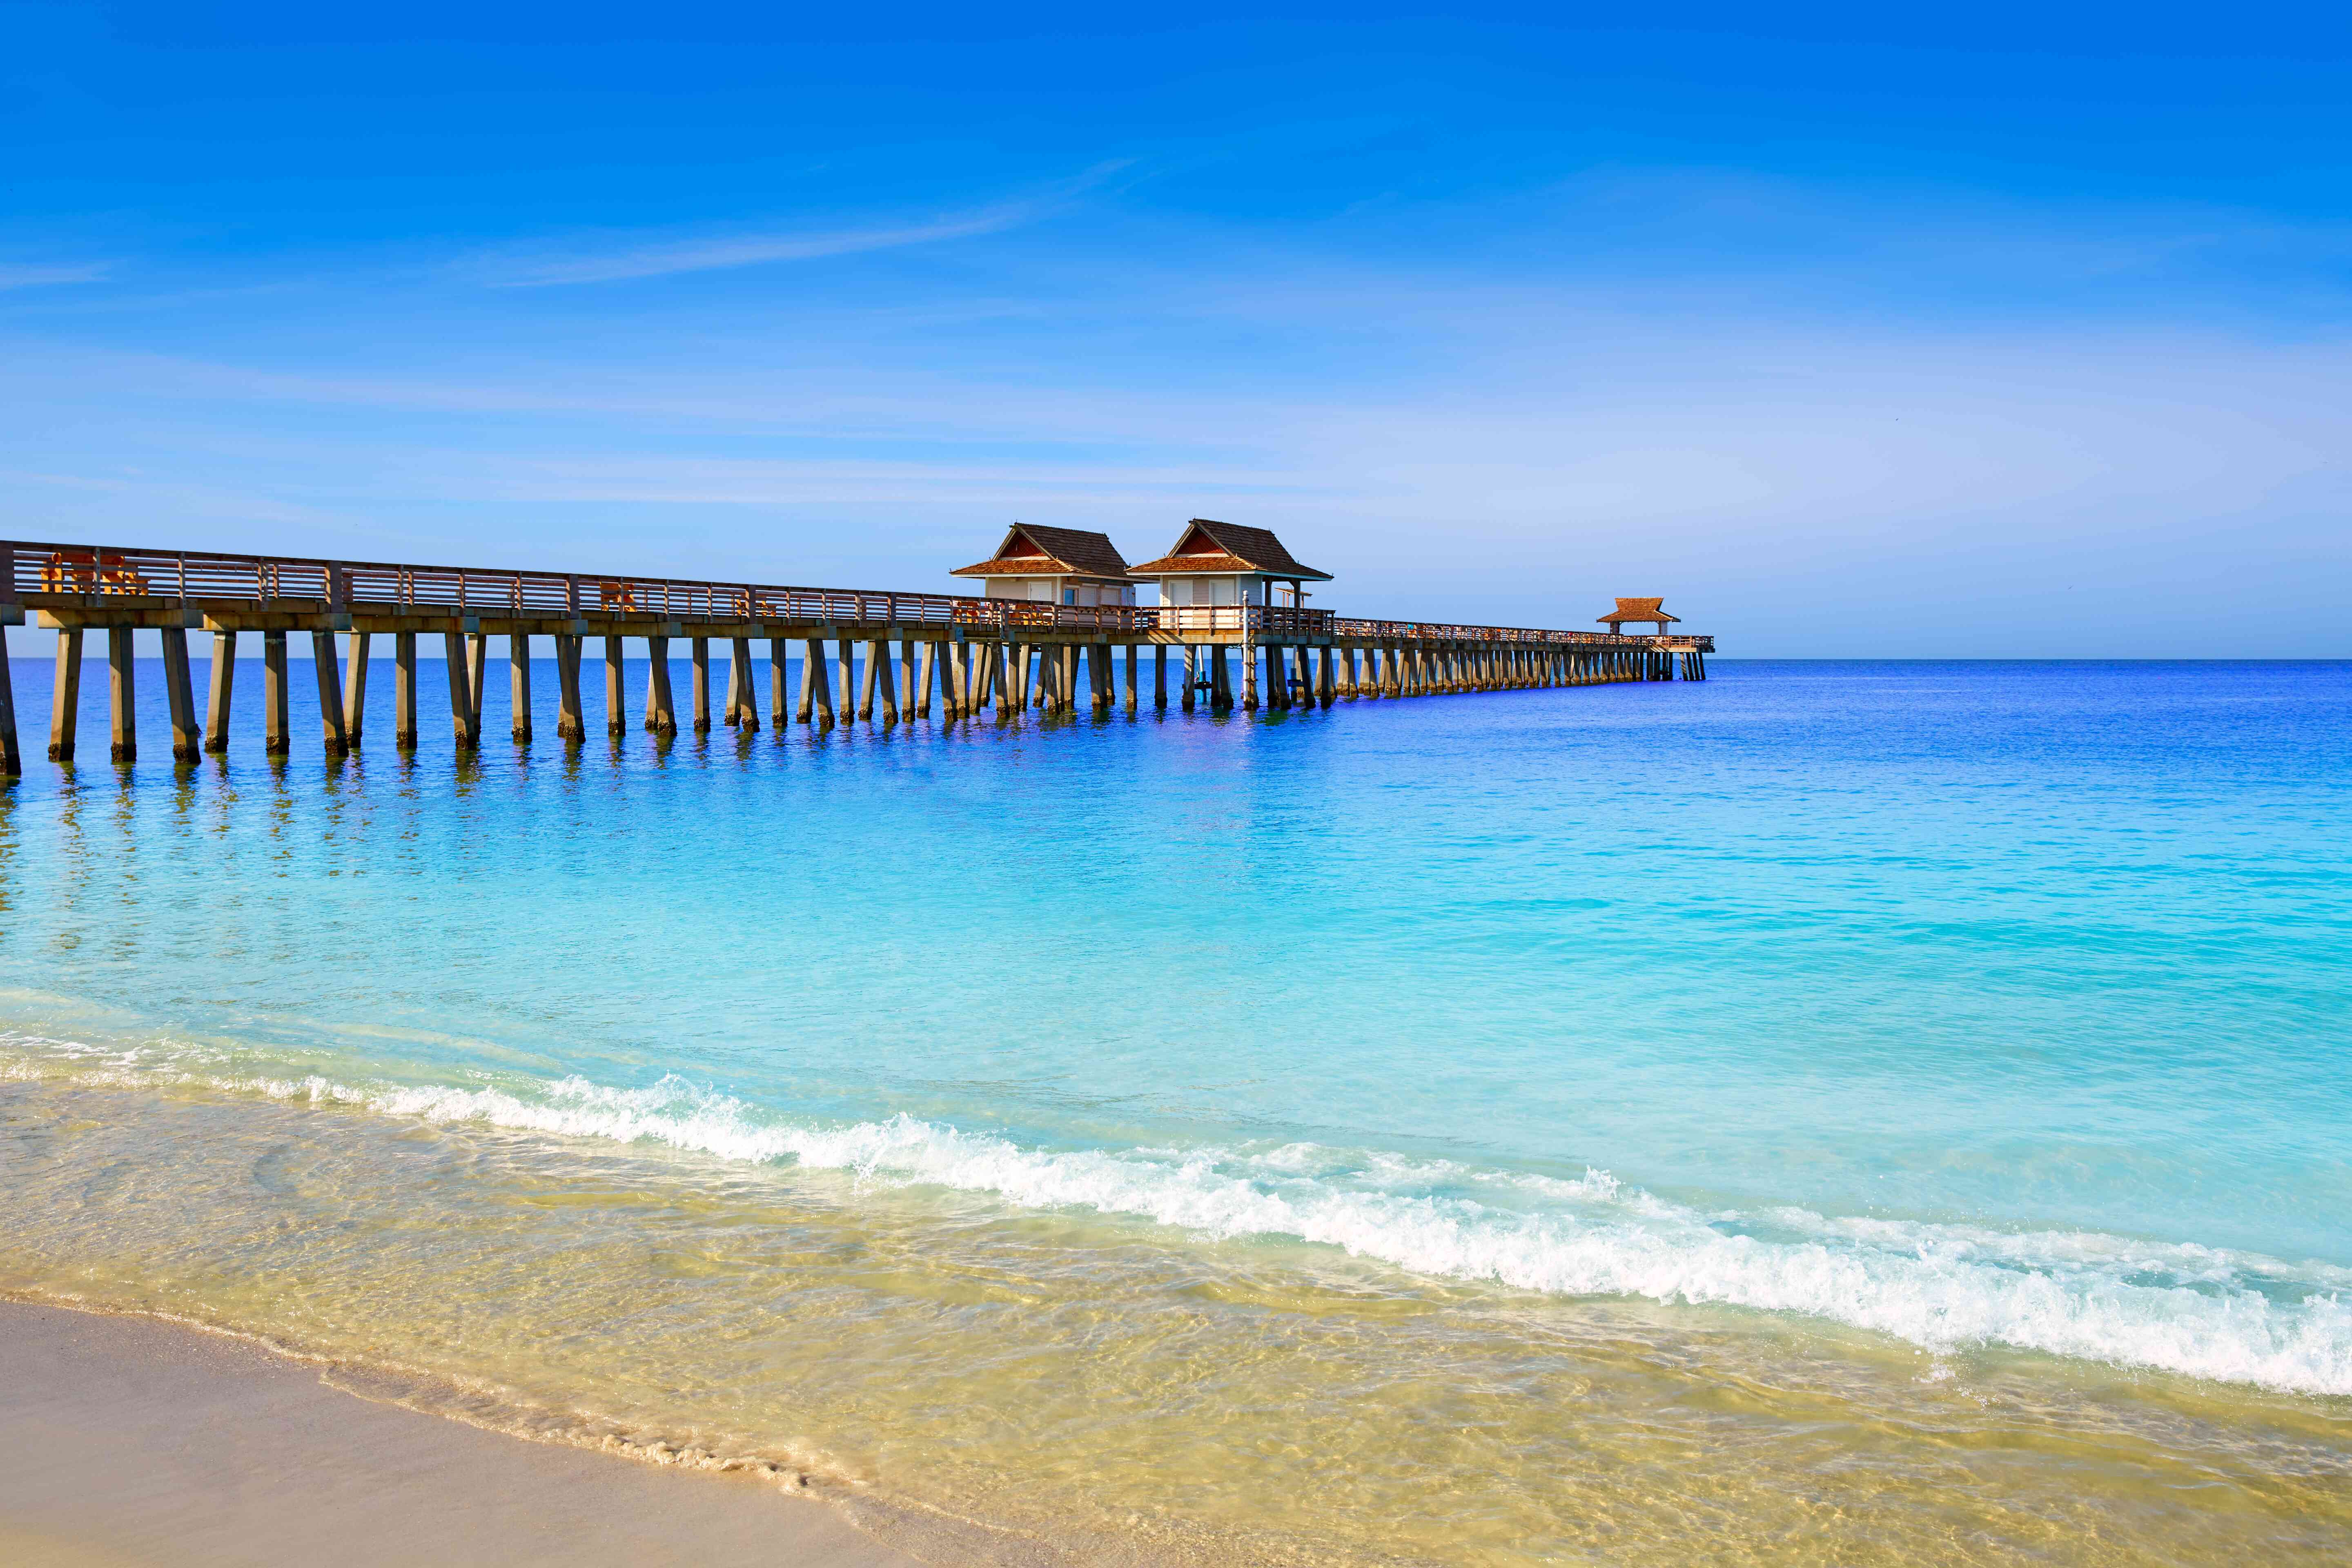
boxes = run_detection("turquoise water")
[3,653,2349,1561]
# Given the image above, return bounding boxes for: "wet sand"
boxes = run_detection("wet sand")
[0,1300,920,1568]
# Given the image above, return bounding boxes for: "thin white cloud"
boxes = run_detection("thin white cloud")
[0,261,110,290]
[475,163,1133,287]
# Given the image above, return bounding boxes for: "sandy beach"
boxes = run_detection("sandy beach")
[0,1300,918,1568]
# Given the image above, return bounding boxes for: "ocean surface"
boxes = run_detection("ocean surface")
[2,654,2347,1565]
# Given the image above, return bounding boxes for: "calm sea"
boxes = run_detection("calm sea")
[3,655,2348,1564]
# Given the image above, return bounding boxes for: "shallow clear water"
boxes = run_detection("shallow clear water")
[2,655,2348,1563]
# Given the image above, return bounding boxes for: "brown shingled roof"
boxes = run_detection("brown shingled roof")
[950,524,1134,583]
[1127,518,1332,581]
[1597,597,1679,624]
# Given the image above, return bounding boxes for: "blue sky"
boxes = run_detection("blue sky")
[4,2,2348,655]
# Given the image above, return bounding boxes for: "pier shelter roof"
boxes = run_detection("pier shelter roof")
[1127,519,1332,584]
[951,525,1135,586]
[1597,597,1678,627]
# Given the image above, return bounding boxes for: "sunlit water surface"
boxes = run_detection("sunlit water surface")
[2,656,2347,1564]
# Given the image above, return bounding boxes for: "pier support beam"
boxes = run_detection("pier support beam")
[510,634,534,742]
[1125,645,1138,713]
[312,632,348,756]
[914,641,935,719]
[1088,644,1111,712]
[1154,646,1168,709]
[1211,646,1234,711]
[48,627,84,762]
[203,633,235,753]
[770,638,791,728]
[858,639,880,722]
[447,631,479,749]
[344,632,371,746]
[0,641,18,777]
[734,638,761,731]
[692,638,713,732]
[466,635,488,731]
[261,631,291,755]
[877,638,899,724]
[1241,644,1258,711]
[645,636,676,735]
[802,638,833,726]
[393,633,419,746]
[837,639,856,725]
[107,627,136,763]
[604,635,627,737]
[552,635,581,742]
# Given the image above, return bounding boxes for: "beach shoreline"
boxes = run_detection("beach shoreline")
[0,1298,920,1568]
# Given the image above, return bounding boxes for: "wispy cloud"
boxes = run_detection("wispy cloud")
[0,261,111,290]
[472,163,1133,287]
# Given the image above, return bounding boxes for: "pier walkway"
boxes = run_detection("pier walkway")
[0,539,1713,771]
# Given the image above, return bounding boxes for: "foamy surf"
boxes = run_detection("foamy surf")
[11,1042,2348,1399]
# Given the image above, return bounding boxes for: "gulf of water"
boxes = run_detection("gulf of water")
[2,653,2348,1564]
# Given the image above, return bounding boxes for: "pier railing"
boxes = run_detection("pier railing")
[6,540,1685,648]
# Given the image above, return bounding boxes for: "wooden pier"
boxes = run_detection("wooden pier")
[0,539,1713,773]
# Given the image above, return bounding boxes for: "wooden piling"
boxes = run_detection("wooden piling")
[645,636,677,735]
[0,638,19,777]
[151,627,203,764]
[1125,644,1138,713]
[448,630,479,749]
[201,631,235,753]
[605,635,627,737]
[804,638,833,726]
[509,634,534,741]
[913,640,935,718]
[876,639,899,725]
[261,631,290,755]
[466,634,488,730]
[733,637,760,731]
[837,639,856,725]
[312,632,348,755]
[47,627,84,762]
[1154,645,1168,709]
[858,639,880,722]
[343,632,371,744]
[552,635,581,741]
[106,627,136,763]
[1179,646,1196,713]
[692,638,713,732]
[899,641,918,719]
[770,638,791,728]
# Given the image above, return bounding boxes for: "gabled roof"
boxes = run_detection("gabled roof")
[1127,518,1332,582]
[950,524,1134,584]
[1597,597,1678,624]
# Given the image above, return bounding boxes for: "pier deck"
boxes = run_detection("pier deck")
[0,540,1713,771]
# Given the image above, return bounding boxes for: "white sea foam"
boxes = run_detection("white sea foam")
[9,1046,2351,1398]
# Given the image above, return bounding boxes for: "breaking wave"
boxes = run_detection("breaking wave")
[9,1044,2351,1398]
